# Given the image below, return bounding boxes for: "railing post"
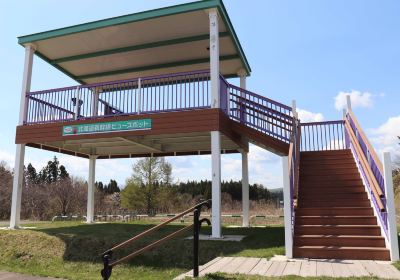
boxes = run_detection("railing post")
[92,88,100,117]
[238,70,247,123]
[74,86,81,120]
[382,152,399,261]
[193,208,200,277]
[346,94,352,112]
[137,78,142,114]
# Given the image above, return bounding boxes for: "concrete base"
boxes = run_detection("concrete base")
[185,234,246,242]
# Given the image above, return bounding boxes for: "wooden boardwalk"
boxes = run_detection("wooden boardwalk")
[175,257,400,279]
[0,272,61,279]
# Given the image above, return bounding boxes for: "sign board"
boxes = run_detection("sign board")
[62,119,152,136]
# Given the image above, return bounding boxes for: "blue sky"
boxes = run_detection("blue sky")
[0,0,399,188]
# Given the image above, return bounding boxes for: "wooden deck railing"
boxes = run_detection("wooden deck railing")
[226,84,293,143]
[100,200,211,280]
[345,111,388,236]
[25,70,211,124]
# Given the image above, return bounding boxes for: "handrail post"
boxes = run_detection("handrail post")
[238,70,247,123]
[74,86,81,120]
[193,208,200,277]
[382,152,399,261]
[137,78,142,114]
[346,94,352,112]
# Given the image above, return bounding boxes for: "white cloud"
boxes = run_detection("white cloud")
[369,115,400,158]
[297,108,324,123]
[334,90,373,111]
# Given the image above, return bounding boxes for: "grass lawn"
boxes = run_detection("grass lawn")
[0,221,398,280]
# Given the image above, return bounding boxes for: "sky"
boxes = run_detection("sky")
[0,0,399,189]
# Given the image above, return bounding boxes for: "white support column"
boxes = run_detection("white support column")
[209,8,220,108]
[211,131,222,238]
[10,44,35,229]
[282,156,293,258]
[86,155,97,223]
[382,152,399,261]
[241,150,249,227]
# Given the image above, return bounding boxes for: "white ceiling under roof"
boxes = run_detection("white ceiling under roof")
[18,0,251,85]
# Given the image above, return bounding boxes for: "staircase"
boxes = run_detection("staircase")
[293,150,390,260]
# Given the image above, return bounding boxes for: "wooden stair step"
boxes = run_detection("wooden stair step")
[298,199,370,207]
[294,235,386,247]
[299,193,368,200]
[300,173,361,181]
[295,215,377,225]
[299,187,365,194]
[293,246,390,260]
[296,207,373,216]
[295,225,381,235]
[299,179,364,187]
[300,162,356,169]
[301,150,352,156]
[301,168,359,175]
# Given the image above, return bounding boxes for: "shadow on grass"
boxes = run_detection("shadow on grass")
[34,222,284,270]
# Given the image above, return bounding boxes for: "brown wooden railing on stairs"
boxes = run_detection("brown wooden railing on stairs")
[344,111,388,236]
[100,200,211,280]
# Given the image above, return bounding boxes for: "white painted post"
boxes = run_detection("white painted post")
[239,70,247,89]
[282,156,293,258]
[241,150,249,227]
[92,90,99,117]
[86,156,96,223]
[238,69,247,122]
[291,100,297,119]
[209,8,220,109]
[346,94,352,112]
[211,131,222,238]
[74,86,81,120]
[10,44,35,229]
[137,78,142,114]
[382,152,399,261]
[209,8,222,238]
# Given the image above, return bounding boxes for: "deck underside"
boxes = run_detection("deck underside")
[16,109,289,159]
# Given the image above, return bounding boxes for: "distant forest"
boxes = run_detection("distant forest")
[0,156,283,220]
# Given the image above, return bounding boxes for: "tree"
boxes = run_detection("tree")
[38,156,69,184]
[105,179,120,194]
[122,157,172,214]
[0,161,13,219]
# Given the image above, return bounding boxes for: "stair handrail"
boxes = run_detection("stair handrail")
[345,120,385,209]
[347,110,384,176]
[100,200,211,280]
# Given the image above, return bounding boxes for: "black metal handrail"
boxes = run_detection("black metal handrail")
[101,200,211,279]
